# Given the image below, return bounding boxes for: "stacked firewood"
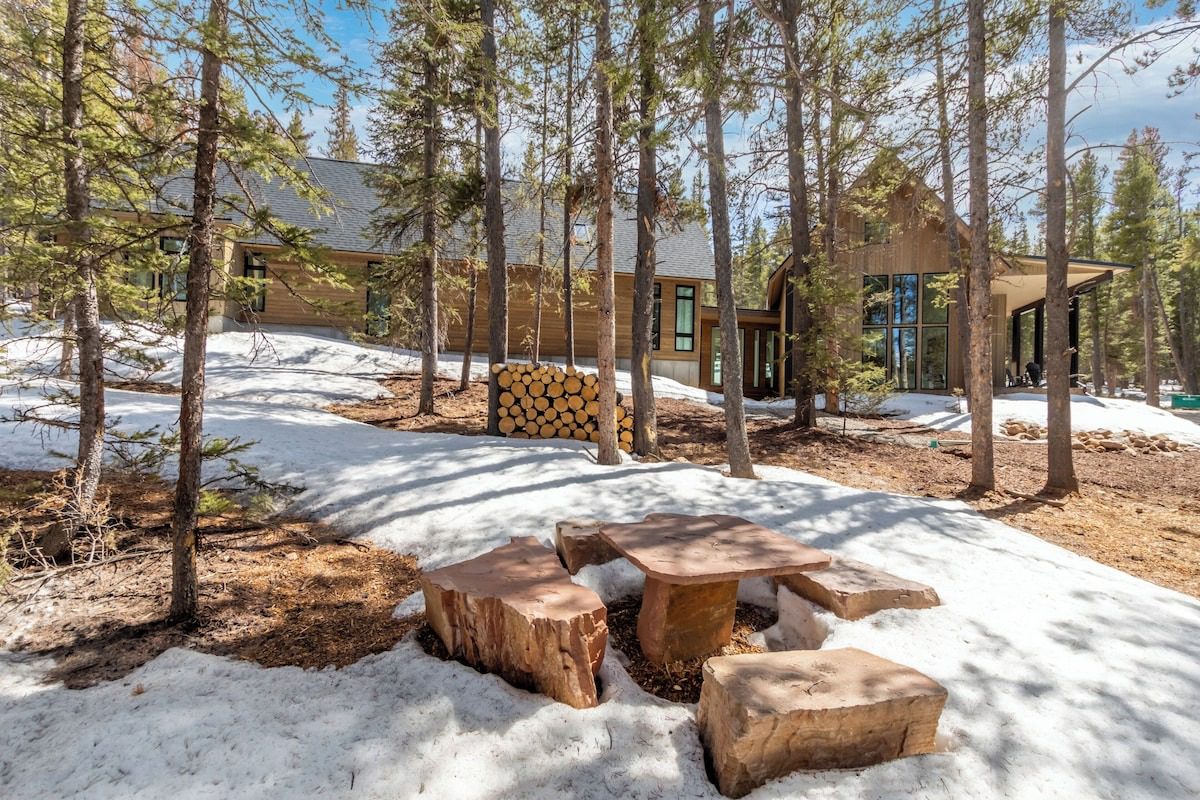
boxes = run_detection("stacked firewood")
[491,363,634,452]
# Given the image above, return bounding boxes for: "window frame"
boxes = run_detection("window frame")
[365,261,391,337]
[652,282,662,351]
[674,284,695,352]
[243,251,268,313]
[158,236,187,301]
[921,272,949,325]
[920,325,949,390]
[892,273,918,325]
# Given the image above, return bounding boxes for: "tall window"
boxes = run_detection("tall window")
[243,252,267,312]
[892,274,918,324]
[862,275,888,370]
[652,283,662,350]
[711,326,745,386]
[864,220,891,244]
[675,285,695,351]
[920,273,949,389]
[366,262,390,337]
[159,236,187,301]
[862,271,949,391]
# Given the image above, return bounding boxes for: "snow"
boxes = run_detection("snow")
[882,391,1200,447]
[3,327,1200,799]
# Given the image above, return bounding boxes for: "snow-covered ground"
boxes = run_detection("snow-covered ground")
[3,326,1200,799]
[882,391,1200,447]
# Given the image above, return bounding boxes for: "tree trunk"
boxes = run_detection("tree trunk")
[62,0,104,514]
[1150,265,1189,392]
[631,0,658,457]
[593,0,619,466]
[1042,3,1077,495]
[562,12,577,368]
[1142,261,1159,407]
[933,0,970,397]
[171,0,227,623]
[532,67,549,364]
[418,27,439,416]
[821,60,842,412]
[965,0,994,490]
[58,301,76,378]
[781,0,815,427]
[460,263,476,391]
[482,0,507,434]
[701,0,754,479]
[1180,268,1199,393]
[1088,290,1104,394]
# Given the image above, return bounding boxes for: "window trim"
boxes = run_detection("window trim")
[919,325,949,390]
[652,282,662,351]
[674,284,695,352]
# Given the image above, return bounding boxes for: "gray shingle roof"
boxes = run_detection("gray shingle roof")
[156,157,715,282]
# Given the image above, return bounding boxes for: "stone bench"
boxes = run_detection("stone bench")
[698,648,947,797]
[776,556,940,620]
[421,537,608,708]
[554,519,621,574]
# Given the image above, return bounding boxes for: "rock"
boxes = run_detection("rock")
[421,537,608,708]
[776,557,941,621]
[637,577,739,663]
[554,519,620,575]
[1099,440,1126,451]
[698,648,948,797]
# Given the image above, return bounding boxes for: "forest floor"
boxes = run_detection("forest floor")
[334,374,1200,599]
[0,468,422,688]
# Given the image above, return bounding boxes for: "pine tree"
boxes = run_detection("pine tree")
[286,109,311,156]
[593,0,620,466]
[325,76,359,162]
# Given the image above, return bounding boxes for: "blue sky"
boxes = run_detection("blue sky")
[293,0,1199,214]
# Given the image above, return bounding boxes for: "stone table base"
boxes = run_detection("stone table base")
[637,577,738,664]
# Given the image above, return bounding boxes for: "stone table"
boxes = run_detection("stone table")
[599,514,829,663]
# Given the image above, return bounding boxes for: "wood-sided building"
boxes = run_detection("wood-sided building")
[145,157,717,387]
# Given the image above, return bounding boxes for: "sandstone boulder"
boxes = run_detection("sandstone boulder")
[421,537,608,708]
[554,519,620,574]
[776,557,940,621]
[698,648,947,797]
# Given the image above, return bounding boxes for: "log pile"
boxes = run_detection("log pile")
[491,363,634,453]
[1000,419,1185,454]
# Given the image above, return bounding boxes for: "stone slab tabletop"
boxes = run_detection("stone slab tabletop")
[599,514,830,585]
[422,536,603,621]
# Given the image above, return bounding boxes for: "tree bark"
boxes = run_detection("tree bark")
[933,0,970,397]
[1043,2,1077,494]
[1150,265,1189,392]
[418,22,439,416]
[62,0,104,513]
[171,0,227,623]
[965,0,994,490]
[482,0,507,434]
[701,0,754,478]
[562,12,577,368]
[1142,261,1159,407]
[594,0,619,466]
[1180,268,1199,393]
[631,0,658,456]
[460,263,476,391]
[532,67,549,364]
[781,0,815,427]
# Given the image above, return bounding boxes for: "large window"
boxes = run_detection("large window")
[892,327,918,389]
[921,273,949,324]
[892,274,918,325]
[863,271,951,391]
[159,237,187,301]
[920,326,948,390]
[366,262,390,337]
[675,285,695,351]
[652,283,662,350]
[243,252,267,312]
[711,326,745,386]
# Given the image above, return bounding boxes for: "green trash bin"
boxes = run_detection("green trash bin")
[1171,394,1200,409]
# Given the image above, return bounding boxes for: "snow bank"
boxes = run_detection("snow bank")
[882,391,1200,446]
[3,386,1200,799]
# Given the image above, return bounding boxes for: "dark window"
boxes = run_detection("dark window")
[652,282,662,350]
[892,273,918,325]
[243,252,267,312]
[920,327,948,390]
[863,327,887,370]
[891,327,918,389]
[863,275,889,326]
[572,222,591,244]
[921,273,949,324]
[864,220,891,244]
[675,285,695,351]
[366,261,390,337]
[159,237,187,301]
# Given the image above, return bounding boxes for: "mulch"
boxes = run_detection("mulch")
[0,468,421,688]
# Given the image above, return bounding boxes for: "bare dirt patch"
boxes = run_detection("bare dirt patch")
[0,468,421,688]
[329,375,1200,599]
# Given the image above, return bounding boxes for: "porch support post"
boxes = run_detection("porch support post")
[1068,295,1080,386]
[1033,303,1044,366]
